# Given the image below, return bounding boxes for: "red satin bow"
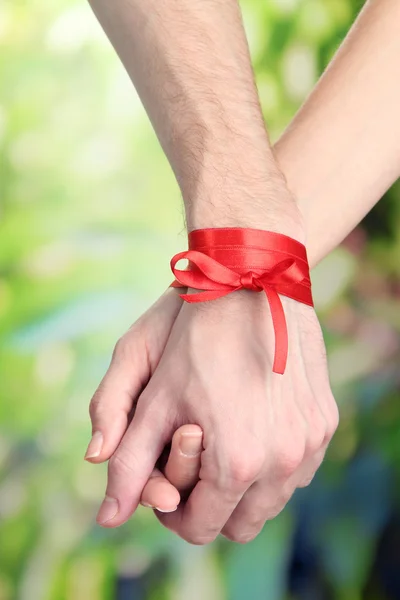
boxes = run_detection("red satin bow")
[170,227,313,374]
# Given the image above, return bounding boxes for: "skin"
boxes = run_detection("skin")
[85,0,400,543]
[140,423,204,512]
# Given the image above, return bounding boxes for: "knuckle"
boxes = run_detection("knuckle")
[275,443,304,478]
[109,448,138,476]
[226,447,265,486]
[304,399,327,453]
[89,388,102,419]
[138,394,174,434]
[305,426,326,456]
[327,401,340,439]
[112,328,144,366]
[112,336,130,362]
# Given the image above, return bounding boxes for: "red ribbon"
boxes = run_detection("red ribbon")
[170,228,313,374]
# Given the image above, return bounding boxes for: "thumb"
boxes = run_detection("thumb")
[164,424,203,492]
[140,424,203,511]
[84,334,148,463]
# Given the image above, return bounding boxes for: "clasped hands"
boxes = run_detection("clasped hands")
[85,257,339,545]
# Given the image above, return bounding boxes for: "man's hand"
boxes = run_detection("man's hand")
[93,288,338,543]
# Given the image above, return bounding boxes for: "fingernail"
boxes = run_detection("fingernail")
[84,431,103,460]
[141,502,177,512]
[96,496,119,524]
[179,432,203,457]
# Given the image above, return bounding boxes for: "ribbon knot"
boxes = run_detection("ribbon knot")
[240,271,262,291]
[170,228,313,375]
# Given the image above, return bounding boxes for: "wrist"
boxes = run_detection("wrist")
[184,184,305,243]
[179,141,305,242]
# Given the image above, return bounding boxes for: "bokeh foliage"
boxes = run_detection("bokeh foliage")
[1,0,399,598]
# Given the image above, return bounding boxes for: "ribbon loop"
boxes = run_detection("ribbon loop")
[170,227,313,375]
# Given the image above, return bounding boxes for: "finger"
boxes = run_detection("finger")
[140,424,203,511]
[164,424,203,492]
[96,394,173,528]
[85,335,146,463]
[220,441,306,543]
[220,478,296,543]
[297,447,326,487]
[154,478,244,545]
[140,468,181,513]
[221,446,328,542]
[154,442,256,544]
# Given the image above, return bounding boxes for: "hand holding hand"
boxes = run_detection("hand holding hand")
[90,285,338,544]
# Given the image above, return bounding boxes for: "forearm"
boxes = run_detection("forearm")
[275,0,400,268]
[87,0,302,238]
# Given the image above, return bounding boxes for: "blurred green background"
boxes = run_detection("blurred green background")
[1,0,400,599]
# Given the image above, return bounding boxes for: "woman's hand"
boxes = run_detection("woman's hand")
[85,287,182,464]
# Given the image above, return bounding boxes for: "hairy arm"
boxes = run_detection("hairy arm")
[276,0,400,265]
[88,0,400,264]
[87,0,303,238]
